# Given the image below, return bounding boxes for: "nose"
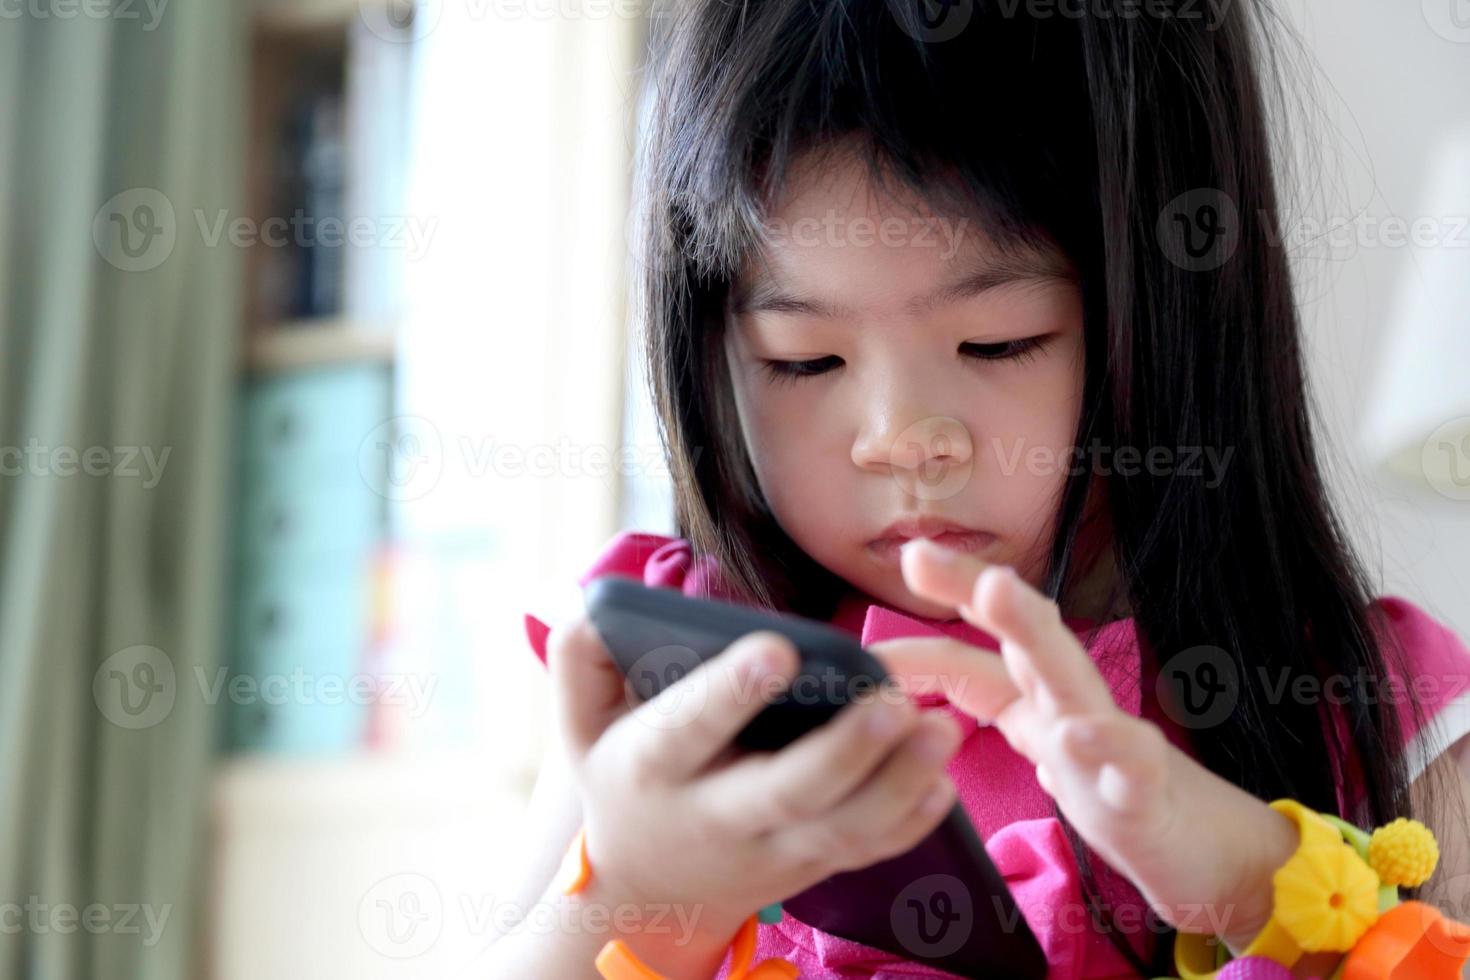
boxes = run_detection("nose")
[851,410,974,475]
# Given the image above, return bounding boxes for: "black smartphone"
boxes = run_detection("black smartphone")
[582,575,1049,980]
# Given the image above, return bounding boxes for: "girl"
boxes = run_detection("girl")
[493,0,1470,976]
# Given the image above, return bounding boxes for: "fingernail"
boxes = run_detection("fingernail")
[903,537,958,565]
[742,637,785,679]
[866,702,902,738]
[916,723,958,762]
[1098,764,1130,809]
[921,780,951,816]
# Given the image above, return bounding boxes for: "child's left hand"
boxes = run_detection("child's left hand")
[866,538,1307,961]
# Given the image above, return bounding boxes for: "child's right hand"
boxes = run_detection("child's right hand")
[544,614,965,950]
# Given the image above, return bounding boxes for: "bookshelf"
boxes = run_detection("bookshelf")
[243,0,411,353]
[254,0,402,35]
[207,2,443,977]
[225,0,417,760]
[243,317,397,374]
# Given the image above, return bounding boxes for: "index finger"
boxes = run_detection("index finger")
[866,634,1021,723]
[899,538,1115,715]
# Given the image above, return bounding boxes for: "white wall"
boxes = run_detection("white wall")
[1277,0,1470,640]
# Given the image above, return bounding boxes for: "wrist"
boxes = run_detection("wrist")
[1216,802,1300,954]
[562,831,753,979]
[566,871,743,979]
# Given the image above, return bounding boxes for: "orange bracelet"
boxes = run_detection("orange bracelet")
[555,826,799,980]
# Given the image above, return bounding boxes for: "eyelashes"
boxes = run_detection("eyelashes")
[760,354,843,385]
[959,336,1050,366]
[759,336,1053,386]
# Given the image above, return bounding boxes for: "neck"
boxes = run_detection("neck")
[1058,484,1131,624]
[1060,541,1131,624]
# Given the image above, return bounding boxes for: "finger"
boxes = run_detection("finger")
[897,535,991,609]
[547,616,640,762]
[826,772,957,874]
[694,688,920,833]
[897,538,1094,709]
[868,631,1076,765]
[769,712,963,871]
[1055,714,1170,815]
[866,635,1021,723]
[968,564,1115,715]
[610,629,801,781]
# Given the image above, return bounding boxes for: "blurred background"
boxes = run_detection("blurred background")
[0,0,1465,978]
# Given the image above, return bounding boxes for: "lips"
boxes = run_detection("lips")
[867,517,995,564]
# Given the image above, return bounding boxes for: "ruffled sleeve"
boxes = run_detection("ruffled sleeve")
[1337,596,1470,816]
[521,530,720,668]
[1374,597,1470,776]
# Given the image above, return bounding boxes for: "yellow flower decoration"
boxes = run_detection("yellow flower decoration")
[1273,842,1381,952]
[1368,817,1439,887]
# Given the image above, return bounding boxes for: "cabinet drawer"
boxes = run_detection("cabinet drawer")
[236,466,385,559]
[229,561,376,755]
[240,364,391,463]
[234,557,373,660]
[227,677,370,755]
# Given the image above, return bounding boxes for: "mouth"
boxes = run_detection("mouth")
[866,518,995,565]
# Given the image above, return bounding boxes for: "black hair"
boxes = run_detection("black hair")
[634,1,1443,972]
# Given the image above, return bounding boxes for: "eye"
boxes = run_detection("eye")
[760,355,843,385]
[960,336,1051,366]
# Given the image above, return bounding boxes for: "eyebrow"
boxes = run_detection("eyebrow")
[730,249,1076,320]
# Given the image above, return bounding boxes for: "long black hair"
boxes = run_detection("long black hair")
[633,0,1441,972]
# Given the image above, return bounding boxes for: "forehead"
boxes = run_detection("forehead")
[729,145,1074,321]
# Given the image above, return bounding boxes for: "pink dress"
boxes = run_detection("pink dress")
[522,531,1470,979]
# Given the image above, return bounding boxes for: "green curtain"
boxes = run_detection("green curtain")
[0,2,244,978]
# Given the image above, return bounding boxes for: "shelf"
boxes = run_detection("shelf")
[244,318,397,375]
[213,751,536,828]
[255,0,410,37]
[209,750,537,979]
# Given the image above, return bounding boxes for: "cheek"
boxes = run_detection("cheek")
[726,364,855,543]
[973,334,1085,573]
[728,359,814,508]
[740,391,834,519]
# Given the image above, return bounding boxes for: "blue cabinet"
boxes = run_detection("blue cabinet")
[228,362,391,755]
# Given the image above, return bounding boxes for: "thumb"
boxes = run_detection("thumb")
[545,615,632,762]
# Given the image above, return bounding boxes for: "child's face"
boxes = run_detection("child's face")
[724,148,1086,620]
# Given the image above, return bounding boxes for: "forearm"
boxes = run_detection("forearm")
[1182,769,1350,969]
[486,875,744,980]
